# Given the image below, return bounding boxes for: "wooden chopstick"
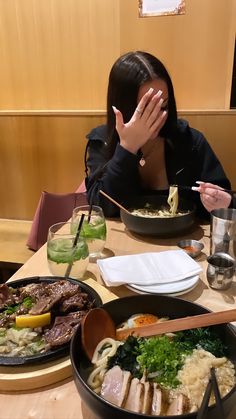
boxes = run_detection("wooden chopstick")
[99,190,130,214]
[116,308,236,341]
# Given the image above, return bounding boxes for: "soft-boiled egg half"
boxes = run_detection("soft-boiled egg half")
[117,313,159,330]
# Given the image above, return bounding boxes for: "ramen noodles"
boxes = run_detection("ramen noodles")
[87,314,236,415]
[167,185,178,215]
[131,186,188,218]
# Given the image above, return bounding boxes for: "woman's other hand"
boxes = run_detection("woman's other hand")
[192,182,232,212]
[112,87,167,154]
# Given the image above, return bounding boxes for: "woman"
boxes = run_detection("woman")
[85,51,231,218]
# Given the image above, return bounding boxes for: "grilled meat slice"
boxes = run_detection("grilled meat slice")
[28,280,87,315]
[0,284,16,309]
[60,292,91,312]
[19,283,46,300]
[46,280,81,299]
[29,295,62,315]
[0,313,15,328]
[101,366,131,407]
[15,305,30,315]
[44,311,86,347]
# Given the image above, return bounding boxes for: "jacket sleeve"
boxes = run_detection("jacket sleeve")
[171,122,232,220]
[189,128,231,219]
[85,129,141,217]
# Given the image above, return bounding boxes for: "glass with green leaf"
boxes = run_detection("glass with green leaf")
[47,221,89,279]
[71,205,107,258]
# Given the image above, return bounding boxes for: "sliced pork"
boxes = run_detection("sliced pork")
[151,383,162,415]
[124,377,144,413]
[151,383,168,415]
[101,366,131,407]
[167,393,189,415]
[98,365,191,416]
[142,381,153,414]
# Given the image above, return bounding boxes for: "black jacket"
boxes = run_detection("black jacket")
[84,120,231,219]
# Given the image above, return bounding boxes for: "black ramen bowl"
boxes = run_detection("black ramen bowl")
[0,276,102,366]
[120,195,195,237]
[70,295,236,419]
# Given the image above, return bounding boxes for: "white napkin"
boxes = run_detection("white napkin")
[97,249,202,287]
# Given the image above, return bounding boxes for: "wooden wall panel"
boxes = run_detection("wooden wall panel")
[0,112,235,220]
[0,1,235,220]
[120,0,236,109]
[0,0,235,109]
[180,112,236,187]
[0,115,105,219]
[0,0,119,109]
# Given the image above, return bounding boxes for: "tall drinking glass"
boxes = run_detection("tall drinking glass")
[47,222,89,279]
[71,205,107,258]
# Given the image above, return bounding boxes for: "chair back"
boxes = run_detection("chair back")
[27,191,88,251]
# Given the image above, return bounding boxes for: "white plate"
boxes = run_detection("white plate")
[126,275,199,296]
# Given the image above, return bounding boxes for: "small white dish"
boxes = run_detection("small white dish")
[126,275,199,296]
[126,282,199,297]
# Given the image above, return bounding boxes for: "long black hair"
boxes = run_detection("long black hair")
[106,51,178,157]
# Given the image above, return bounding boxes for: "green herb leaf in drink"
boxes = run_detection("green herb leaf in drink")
[81,219,106,240]
[47,238,88,264]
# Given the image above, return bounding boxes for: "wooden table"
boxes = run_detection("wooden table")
[1,219,236,419]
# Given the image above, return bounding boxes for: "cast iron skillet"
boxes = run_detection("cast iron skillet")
[70,294,236,419]
[0,276,102,366]
[120,195,196,237]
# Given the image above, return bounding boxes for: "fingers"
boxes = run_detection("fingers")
[195,181,223,191]
[112,106,124,133]
[200,194,216,212]
[200,190,223,212]
[192,180,232,212]
[149,109,167,134]
[139,91,163,124]
[135,89,166,139]
[193,186,219,199]
[199,187,231,212]
[194,184,223,201]
[135,87,155,117]
[192,182,223,196]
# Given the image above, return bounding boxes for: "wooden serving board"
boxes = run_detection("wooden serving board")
[0,278,118,391]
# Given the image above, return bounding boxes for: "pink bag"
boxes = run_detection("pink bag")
[27,191,88,251]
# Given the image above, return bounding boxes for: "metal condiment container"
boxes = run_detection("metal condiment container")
[210,208,236,258]
[207,252,235,290]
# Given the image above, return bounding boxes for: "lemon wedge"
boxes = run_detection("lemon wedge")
[15,312,51,328]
